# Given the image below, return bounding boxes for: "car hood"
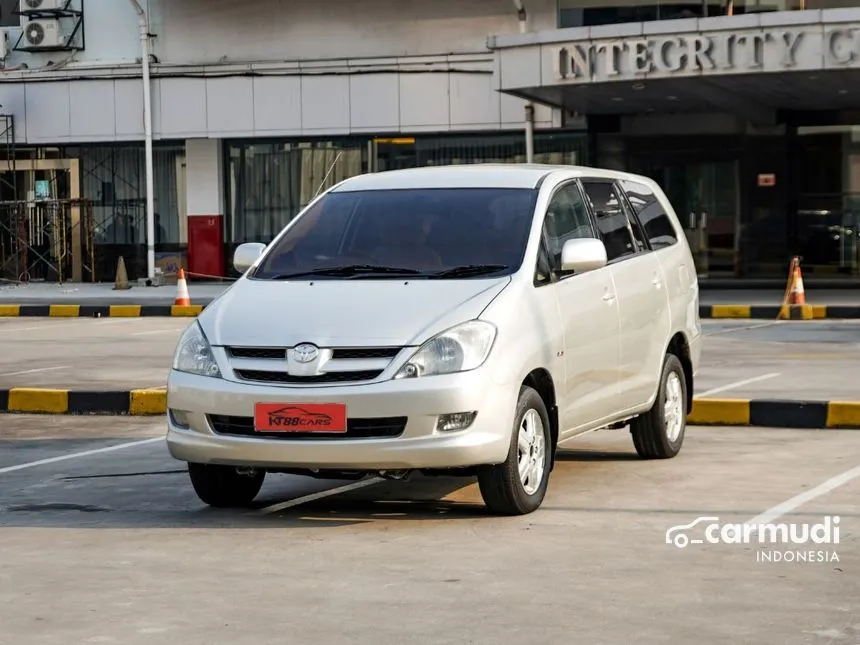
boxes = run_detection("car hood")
[199,277,511,348]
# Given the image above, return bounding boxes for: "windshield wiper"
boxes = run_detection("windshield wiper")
[267,264,423,280]
[428,264,510,279]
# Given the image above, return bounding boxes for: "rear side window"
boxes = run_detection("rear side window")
[580,180,644,262]
[620,180,679,250]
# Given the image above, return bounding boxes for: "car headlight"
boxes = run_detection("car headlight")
[394,320,496,379]
[172,321,222,378]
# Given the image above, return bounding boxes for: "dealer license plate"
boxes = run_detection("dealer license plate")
[253,403,347,433]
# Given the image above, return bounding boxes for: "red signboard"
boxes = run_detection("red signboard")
[757,173,776,187]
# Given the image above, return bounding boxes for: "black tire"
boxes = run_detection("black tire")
[630,353,687,459]
[188,463,266,508]
[477,385,552,516]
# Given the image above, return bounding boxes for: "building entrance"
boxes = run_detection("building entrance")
[630,156,740,278]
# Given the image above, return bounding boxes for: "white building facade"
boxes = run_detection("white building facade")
[0,0,585,281]
[1,0,858,282]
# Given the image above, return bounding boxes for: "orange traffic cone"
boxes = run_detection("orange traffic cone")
[788,261,806,306]
[174,268,191,306]
[779,257,811,320]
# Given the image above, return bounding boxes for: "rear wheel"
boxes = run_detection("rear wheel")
[478,386,552,515]
[188,463,266,508]
[630,353,687,459]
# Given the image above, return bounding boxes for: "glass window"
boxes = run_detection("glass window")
[558,0,806,29]
[620,180,679,249]
[66,142,185,282]
[0,0,18,27]
[581,180,641,262]
[410,132,588,168]
[252,187,539,280]
[226,141,368,246]
[68,144,184,247]
[543,182,596,271]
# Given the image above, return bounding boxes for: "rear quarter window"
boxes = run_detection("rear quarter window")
[620,180,679,250]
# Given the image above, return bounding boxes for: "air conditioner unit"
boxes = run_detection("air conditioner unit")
[22,19,66,48]
[20,0,68,11]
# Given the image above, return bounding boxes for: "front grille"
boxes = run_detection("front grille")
[234,369,383,384]
[227,347,284,360]
[209,414,407,440]
[331,347,402,359]
[226,346,403,360]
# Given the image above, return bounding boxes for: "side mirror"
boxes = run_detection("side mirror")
[233,242,266,274]
[560,238,608,274]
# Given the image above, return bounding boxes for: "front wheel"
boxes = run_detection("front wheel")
[477,385,552,516]
[188,463,266,508]
[630,353,687,459]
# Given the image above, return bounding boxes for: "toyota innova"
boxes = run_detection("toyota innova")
[166,164,702,516]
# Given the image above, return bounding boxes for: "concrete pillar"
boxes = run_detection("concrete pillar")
[185,138,225,277]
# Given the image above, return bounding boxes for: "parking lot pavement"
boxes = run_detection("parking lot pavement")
[697,320,860,401]
[0,317,190,389]
[0,281,229,306]
[0,416,856,644]
[2,318,859,405]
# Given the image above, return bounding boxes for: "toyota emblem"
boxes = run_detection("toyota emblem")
[290,343,319,364]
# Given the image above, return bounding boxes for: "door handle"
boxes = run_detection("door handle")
[652,273,662,288]
[602,290,616,302]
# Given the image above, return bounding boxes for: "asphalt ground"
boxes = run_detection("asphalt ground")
[0,316,189,390]
[0,416,857,644]
[699,320,860,401]
[1,317,858,402]
[0,282,229,306]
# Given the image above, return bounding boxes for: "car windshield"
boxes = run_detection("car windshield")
[251,187,539,280]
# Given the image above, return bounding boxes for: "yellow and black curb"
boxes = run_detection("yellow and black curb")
[1,303,859,319]
[0,388,166,416]
[1,389,859,428]
[0,304,204,317]
[687,398,860,429]
[700,304,860,319]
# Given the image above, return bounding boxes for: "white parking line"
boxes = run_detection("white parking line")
[132,329,180,336]
[0,437,163,475]
[744,465,860,529]
[704,321,780,336]
[697,373,781,398]
[0,365,71,377]
[258,477,384,515]
[0,318,135,333]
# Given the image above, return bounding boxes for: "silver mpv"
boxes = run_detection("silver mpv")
[166,164,702,516]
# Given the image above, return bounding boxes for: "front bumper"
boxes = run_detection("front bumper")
[165,369,517,470]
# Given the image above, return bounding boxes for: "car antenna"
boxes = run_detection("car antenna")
[313,150,344,199]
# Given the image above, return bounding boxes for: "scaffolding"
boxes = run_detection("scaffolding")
[0,114,101,283]
[0,198,96,283]
[0,114,16,201]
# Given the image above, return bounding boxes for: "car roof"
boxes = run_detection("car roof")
[330,163,658,192]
